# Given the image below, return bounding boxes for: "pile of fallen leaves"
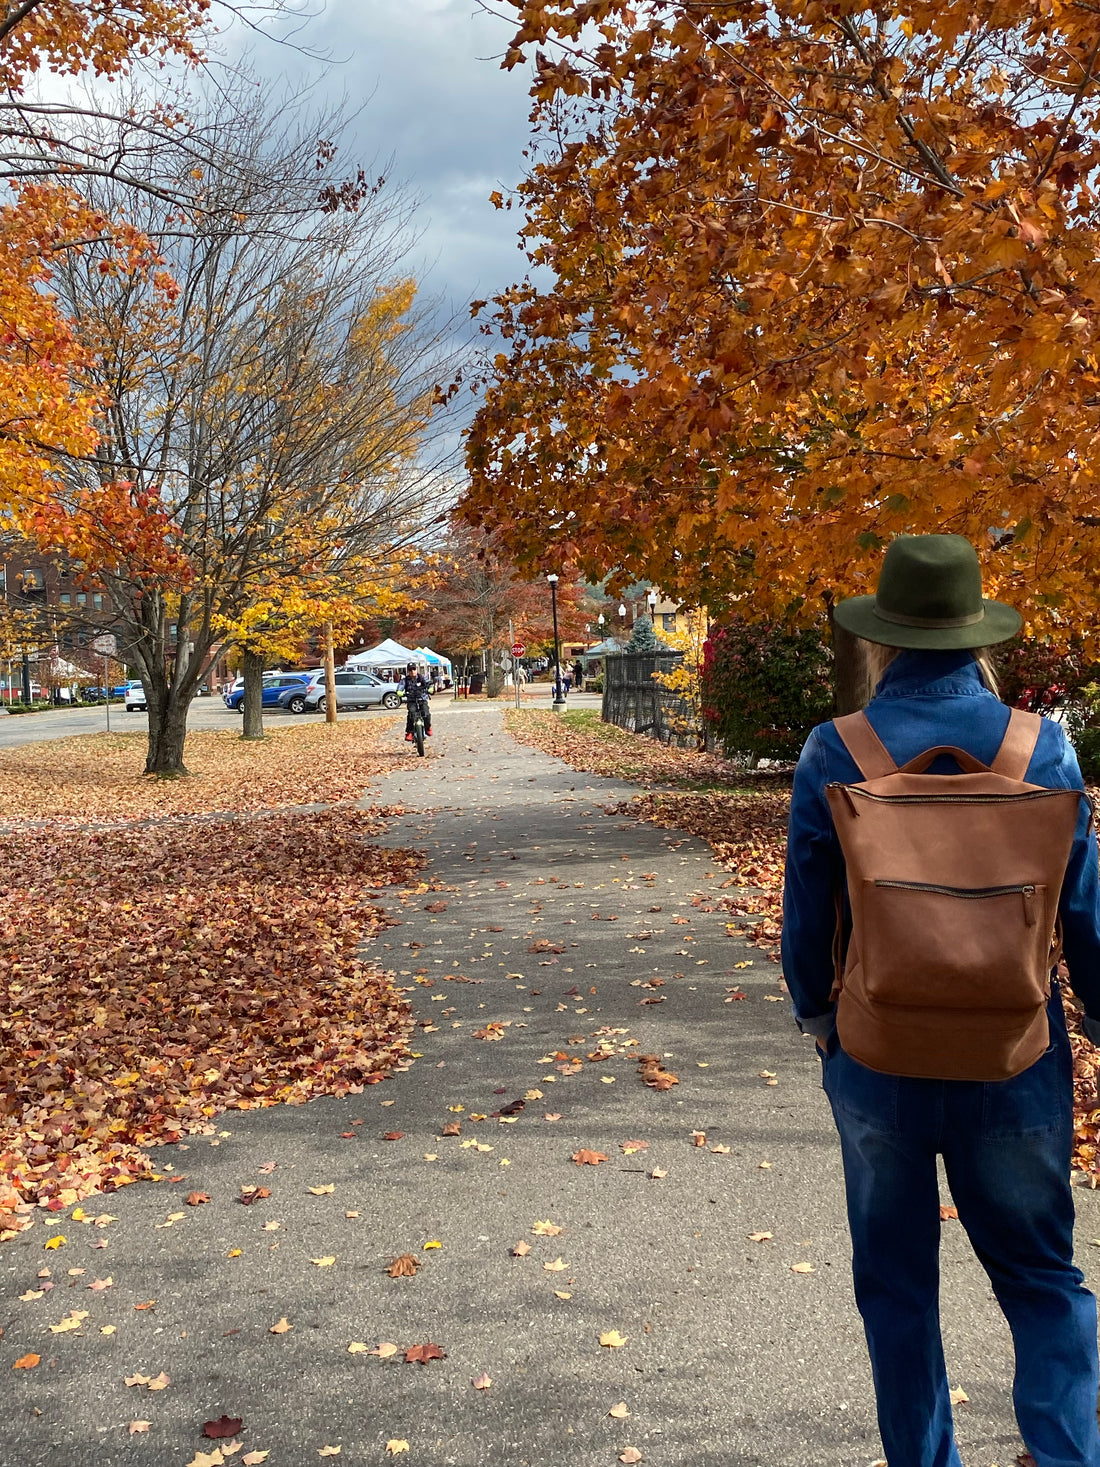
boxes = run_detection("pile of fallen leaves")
[0,808,422,1223]
[0,721,403,825]
[504,709,757,788]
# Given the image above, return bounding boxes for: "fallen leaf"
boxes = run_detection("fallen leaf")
[383,1132,404,1142]
[650,1167,668,1179]
[405,1342,446,1365]
[620,1140,649,1154]
[205,1417,245,1439]
[49,1309,89,1333]
[423,1240,442,1250]
[147,1371,171,1391]
[88,1276,114,1291]
[129,1421,151,1435]
[599,1330,628,1348]
[691,1131,706,1147]
[100,1325,116,1335]
[949,1386,969,1406]
[620,1450,644,1464]
[261,1221,280,1232]
[187,1452,225,1467]
[572,1149,608,1166]
[609,1402,630,1419]
[19,1289,43,1302]
[387,1254,419,1278]
[269,1317,292,1334]
[134,1300,156,1311]
[385,1443,409,1456]
[370,1342,399,1358]
[125,1374,150,1388]
[44,1235,65,1250]
[13,1354,39,1369]
[472,1372,492,1390]
[790,1262,815,1274]
[318,1449,341,1458]
[186,1191,211,1206]
[238,1187,271,1207]
[748,1232,773,1243]
[347,1342,369,1355]
[307,1184,335,1196]
[940,1205,959,1221]
[242,1455,270,1466]
[310,1256,336,1268]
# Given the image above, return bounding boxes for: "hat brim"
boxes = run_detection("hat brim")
[832,595,1022,650]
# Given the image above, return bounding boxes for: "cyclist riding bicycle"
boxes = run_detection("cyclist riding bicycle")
[401,663,432,741]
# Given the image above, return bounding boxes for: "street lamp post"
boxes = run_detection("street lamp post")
[547,573,566,711]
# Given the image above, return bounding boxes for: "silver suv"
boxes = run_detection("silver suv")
[301,669,402,714]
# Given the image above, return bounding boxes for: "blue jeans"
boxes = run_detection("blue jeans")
[822,988,1100,1467]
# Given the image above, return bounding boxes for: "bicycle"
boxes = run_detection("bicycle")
[409,691,430,757]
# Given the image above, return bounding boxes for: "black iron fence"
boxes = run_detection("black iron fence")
[601,650,694,744]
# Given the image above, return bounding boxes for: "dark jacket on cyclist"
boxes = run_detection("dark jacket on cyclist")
[402,673,432,734]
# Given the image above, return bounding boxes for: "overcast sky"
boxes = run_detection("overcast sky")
[233,0,535,318]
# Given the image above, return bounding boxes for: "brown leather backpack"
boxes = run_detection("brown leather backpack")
[826,708,1086,1081]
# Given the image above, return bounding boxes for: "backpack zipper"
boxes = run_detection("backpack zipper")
[827,784,1066,817]
[875,878,1037,925]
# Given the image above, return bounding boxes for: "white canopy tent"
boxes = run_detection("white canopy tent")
[416,646,453,679]
[346,638,426,673]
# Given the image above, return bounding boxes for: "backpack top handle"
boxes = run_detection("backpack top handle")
[834,706,1041,783]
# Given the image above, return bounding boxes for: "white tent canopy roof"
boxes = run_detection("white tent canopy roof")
[346,638,425,669]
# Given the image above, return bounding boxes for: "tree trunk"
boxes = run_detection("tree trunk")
[241,647,264,740]
[145,693,190,776]
[828,605,870,716]
[323,621,338,724]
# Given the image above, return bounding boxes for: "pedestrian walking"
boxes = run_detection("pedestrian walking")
[782,534,1100,1467]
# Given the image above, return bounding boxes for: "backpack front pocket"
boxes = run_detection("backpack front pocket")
[859,879,1052,1011]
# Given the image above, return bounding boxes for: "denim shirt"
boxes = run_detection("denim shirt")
[781,649,1100,1043]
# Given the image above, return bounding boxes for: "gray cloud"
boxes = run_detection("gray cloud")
[236,0,535,314]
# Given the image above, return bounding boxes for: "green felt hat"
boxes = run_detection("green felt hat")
[833,535,1022,650]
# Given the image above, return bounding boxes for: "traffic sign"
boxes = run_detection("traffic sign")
[500,653,513,671]
[92,633,117,657]
[511,642,525,657]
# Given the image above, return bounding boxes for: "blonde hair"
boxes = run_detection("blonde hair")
[863,644,1000,703]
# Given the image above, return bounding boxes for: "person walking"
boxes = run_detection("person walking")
[782,534,1100,1467]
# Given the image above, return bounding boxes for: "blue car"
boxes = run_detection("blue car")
[223,672,311,712]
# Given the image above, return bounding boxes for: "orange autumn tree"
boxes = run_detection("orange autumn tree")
[0,2,218,551]
[464,0,1100,661]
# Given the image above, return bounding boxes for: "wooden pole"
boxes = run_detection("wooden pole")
[323,621,338,724]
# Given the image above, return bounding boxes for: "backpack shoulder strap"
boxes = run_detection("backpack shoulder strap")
[833,712,898,780]
[990,707,1042,781]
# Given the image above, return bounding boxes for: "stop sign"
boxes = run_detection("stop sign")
[511,642,525,657]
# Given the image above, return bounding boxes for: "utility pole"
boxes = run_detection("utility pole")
[323,621,338,724]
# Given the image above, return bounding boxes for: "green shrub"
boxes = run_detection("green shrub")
[591,676,604,694]
[702,617,832,761]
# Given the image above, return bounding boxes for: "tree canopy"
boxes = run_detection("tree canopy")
[463,0,1100,646]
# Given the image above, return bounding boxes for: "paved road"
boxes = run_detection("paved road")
[0,689,602,749]
[3,700,1095,1466]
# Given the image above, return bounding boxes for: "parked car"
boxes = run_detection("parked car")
[223,672,311,713]
[125,683,147,712]
[302,669,402,714]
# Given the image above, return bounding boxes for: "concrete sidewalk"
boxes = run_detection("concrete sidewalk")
[2,700,1095,1467]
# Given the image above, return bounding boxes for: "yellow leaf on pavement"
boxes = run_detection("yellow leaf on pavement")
[472,1372,492,1390]
[307,1184,335,1196]
[949,1386,969,1406]
[347,1342,369,1354]
[532,1220,562,1236]
[385,1443,409,1456]
[543,1257,569,1272]
[609,1403,630,1419]
[129,1421,150,1435]
[44,1235,65,1250]
[187,1452,224,1467]
[242,1454,270,1466]
[310,1256,336,1267]
[318,1448,341,1458]
[599,1330,628,1348]
[269,1317,292,1334]
[748,1232,773,1242]
[790,1262,815,1274]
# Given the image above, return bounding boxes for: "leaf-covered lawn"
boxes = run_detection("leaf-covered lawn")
[506,710,1100,1184]
[0,721,405,824]
[505,709,759,790]
[0,721,425,1232]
